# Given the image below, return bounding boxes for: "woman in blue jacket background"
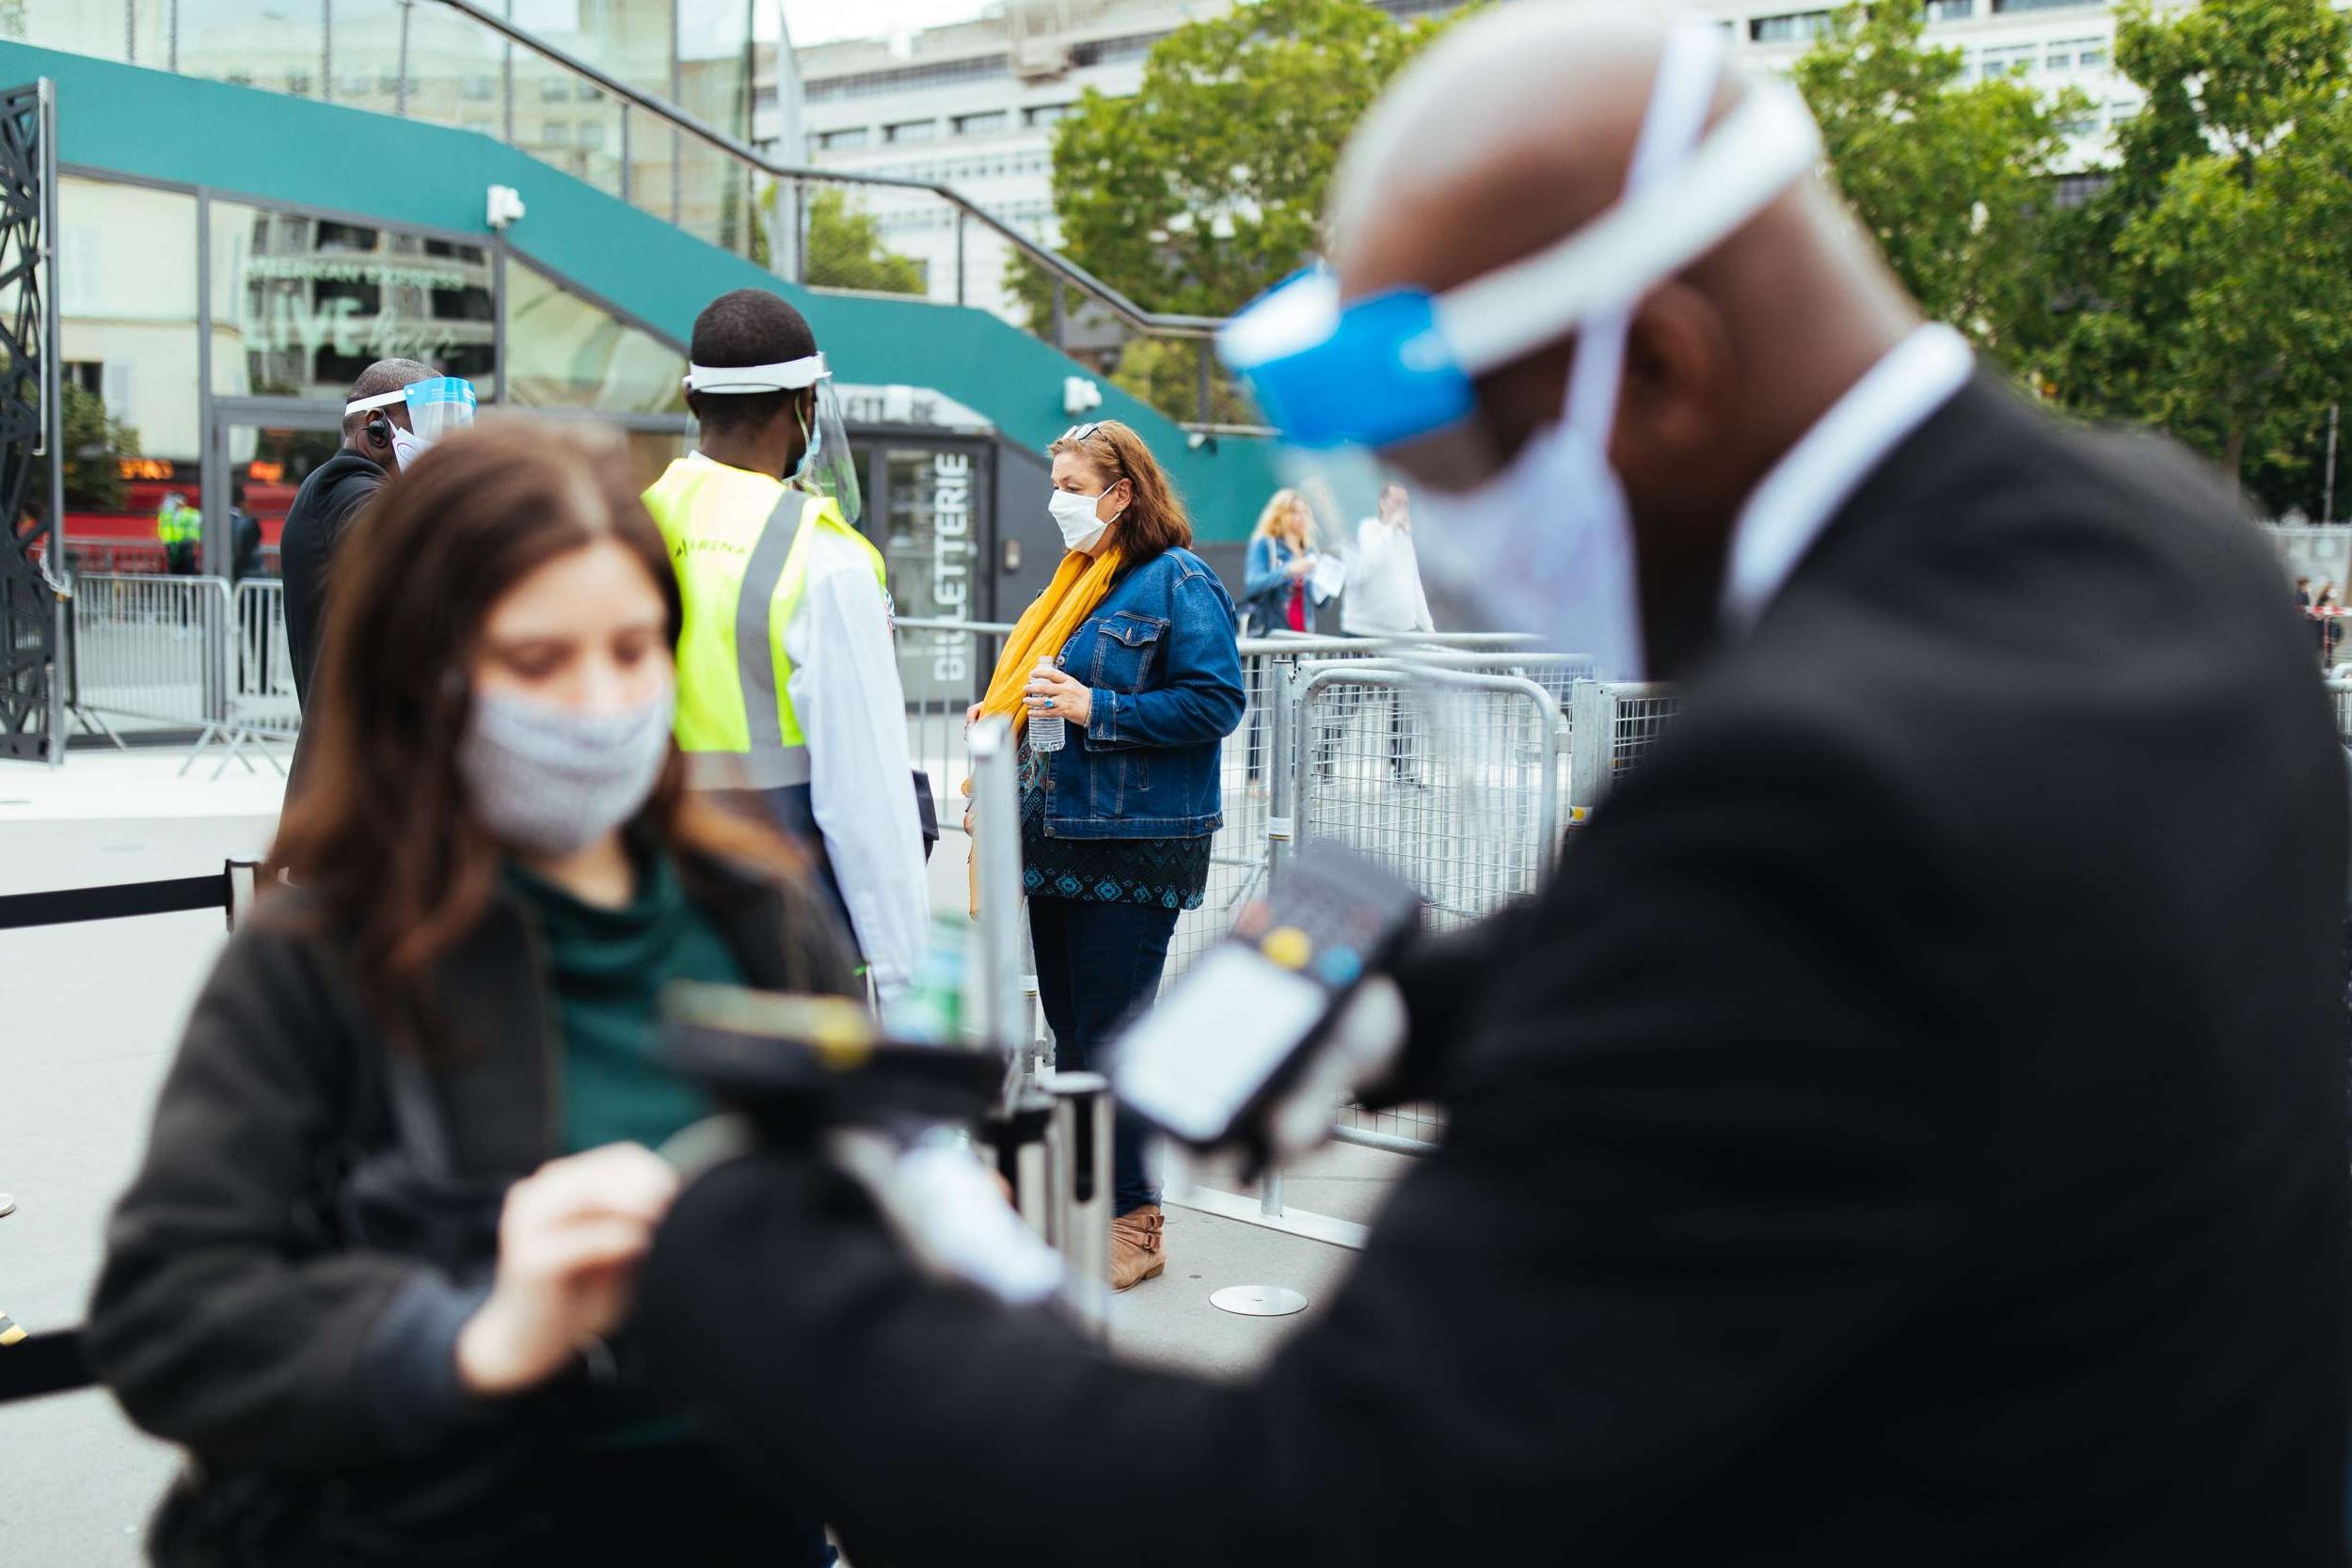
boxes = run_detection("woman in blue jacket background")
[1243,488,1320,636]
[971,420,1245,1290]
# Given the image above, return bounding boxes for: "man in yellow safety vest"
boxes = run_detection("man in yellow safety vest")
[644,289,928,1006]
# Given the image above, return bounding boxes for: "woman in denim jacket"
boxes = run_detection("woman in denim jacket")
[970,420,1245,1289]
[1242,488,1320,636]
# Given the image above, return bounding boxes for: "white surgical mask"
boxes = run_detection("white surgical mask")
[1414,313,1645,682]
[388,425,432,471]
[1048,486,1119,554]
[458,685,676,857]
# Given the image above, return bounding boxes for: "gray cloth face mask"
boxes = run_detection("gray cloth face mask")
[457,685,677,858]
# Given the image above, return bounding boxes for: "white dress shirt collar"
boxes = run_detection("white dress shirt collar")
[1719,323,1974,634]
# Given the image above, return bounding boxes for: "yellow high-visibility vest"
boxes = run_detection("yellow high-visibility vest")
[643,456,888,789]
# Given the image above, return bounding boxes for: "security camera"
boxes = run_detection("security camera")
[486,184,527,231]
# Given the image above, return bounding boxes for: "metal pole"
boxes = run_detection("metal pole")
[1195,339,1211,426]
[322,0,333,102]
[47,589,65,768]
[966,717,1024,1060]
[396,0,411,118]
[1269,658,1297,873]
[619,103,632,202]
[2328,404,2340,523]
[1258,1167,1284,1219]
[1050,277,1066,351]
[1044,1071,1112,1337]
[955,208,966,308]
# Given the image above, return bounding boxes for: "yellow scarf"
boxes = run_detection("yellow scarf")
[977,547,1125,738]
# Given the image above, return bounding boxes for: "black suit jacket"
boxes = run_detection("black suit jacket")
[642,376,2351,1565]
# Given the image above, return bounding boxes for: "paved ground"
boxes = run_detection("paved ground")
[0,748,1410,1562]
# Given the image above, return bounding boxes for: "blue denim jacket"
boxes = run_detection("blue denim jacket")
[1243,534,1314,635]
[1043,546,1245,839]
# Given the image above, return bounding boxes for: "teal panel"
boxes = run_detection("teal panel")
[0,40,1277,540]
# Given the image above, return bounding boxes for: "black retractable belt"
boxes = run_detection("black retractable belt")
[0,1329,92,1403]
[0,872,230,931]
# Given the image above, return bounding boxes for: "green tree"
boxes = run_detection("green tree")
[35,382,138,514]
[2053,0,2352,501]
[1033,0,1463,319]
[1793,5,2084,367]
[756,183,929,296]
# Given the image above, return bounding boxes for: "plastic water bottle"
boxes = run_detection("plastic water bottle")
[1029,655,1066,752]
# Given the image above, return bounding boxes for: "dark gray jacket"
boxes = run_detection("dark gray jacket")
[87,847,855,1480]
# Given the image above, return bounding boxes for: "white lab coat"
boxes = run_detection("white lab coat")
[783,527,930,1006]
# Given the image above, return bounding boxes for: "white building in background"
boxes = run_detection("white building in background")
[784,0,2175,325]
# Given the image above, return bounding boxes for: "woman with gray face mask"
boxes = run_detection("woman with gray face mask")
[87,419,857,1566]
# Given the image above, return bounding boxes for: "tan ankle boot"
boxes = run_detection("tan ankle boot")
[1109,1204,1166,1291]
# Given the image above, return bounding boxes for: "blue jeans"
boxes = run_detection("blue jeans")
[1028,894,1180,1215]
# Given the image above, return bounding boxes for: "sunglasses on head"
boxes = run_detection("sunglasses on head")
[1061,421,1106,442]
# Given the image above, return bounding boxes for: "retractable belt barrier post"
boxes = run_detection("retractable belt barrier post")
[0,860,260,1406]
[964,718,1114,1330]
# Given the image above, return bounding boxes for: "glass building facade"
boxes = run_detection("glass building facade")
[0,2,766,257]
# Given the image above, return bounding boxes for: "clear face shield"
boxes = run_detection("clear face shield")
[1217,29,1821,670]
[684,352,863,525]
[344,376,479,470]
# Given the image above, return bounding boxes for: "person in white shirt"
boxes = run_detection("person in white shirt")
[1339,482,1437,640]
[644,290,930,1006]
[1338,482,1437,782]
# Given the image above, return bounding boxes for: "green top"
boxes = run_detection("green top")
[506,847,745,1157]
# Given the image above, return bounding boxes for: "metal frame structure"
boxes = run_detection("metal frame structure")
[0,78,58,763]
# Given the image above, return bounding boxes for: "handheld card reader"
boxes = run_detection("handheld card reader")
[1111,840,1422,1158]
[659,983,1003,1138]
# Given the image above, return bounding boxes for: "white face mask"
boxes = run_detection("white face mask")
[1407,26,1726,684]
[457,685,676,857]
[388,424,431,471]
[1413,314,1646,682]
[1048,486,1120,555]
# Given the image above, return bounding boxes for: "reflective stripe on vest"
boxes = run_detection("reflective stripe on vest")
[643,457,888,781]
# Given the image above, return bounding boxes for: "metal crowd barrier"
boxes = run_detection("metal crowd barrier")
[64,573,233,752]
[2328,679,2352,748]
[214,579,302,776]
[1566,682,1684,822]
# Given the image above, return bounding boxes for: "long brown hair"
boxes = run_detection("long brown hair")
[267,417,800,1052]
[1050,420,1192,562]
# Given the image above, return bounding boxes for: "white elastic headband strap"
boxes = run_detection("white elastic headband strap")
[1436,73,1823,375]
[684,353,830,394]
[344,388,409,415]
[1567,26,1725,442]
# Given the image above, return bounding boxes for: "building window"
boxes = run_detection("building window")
[803,55,1010,103]
[817,127,872,150]
[1992,0,2101,11]
[1071,31,1168,67]
[539,76,571,102]
[954,110,1009,136]
[463,75,495,101]
[1025,103,1074,128]
[1982,43,2038,77]
[886,119,941,145]
[1749,11,1831,44]
[576,79,601,102]
[2076,42,2110,69]
[580,121,607,151]
[542,122,573,148]
[1924,0,1974,18]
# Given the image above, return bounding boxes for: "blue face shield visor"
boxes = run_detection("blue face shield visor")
[344,375,479,442]
[1216,74,1825,453]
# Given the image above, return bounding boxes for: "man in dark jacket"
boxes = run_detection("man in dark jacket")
[278,359,434,742]
[279,358,438,792]
[638,16,2350,1566]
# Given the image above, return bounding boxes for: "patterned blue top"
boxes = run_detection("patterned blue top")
[1020,741,1212,910]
